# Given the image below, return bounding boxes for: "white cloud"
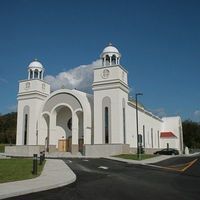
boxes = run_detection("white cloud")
[151,108,167,118]
[192,110,200,122]
[194,110,200,117]
[8,104,17,112]
[44,59,101,93]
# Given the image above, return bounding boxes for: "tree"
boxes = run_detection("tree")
[182,120,200,148]
[0,112,17,144]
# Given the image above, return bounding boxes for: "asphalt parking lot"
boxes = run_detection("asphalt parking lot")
[6,156,200,200]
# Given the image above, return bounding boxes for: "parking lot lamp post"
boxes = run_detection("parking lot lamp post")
[136,93,143,160]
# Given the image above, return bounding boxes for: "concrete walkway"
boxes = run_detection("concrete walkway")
[0,159,76,200]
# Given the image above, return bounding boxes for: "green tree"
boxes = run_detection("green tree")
[0,112,17,144]
[182,120,200,148]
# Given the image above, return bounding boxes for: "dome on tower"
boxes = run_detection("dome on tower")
[28,59,44,69]
[102,43,119,54]
[101,43,121,67]
[27,59,44,80]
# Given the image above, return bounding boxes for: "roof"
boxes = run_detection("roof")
[160,132,177,138]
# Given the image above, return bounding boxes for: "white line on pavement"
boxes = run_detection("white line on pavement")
[98,166,109,170]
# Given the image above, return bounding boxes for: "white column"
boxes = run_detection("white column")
[41,71,44,80]
[72,112,79,145]
[28,70,30,80]
[109,56,111,66]
[33,69,35,79]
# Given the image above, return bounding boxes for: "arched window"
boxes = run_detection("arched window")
[143,125,145,147]
[40,71,42,79]
[102,97,111,144]
[67,118,72,131]
[30,70,33,79]
[105,107,109,144]
[151,128,153,148]
[122,99,126,144]
[34,69,39,79]
[157,131,160,148]
[24,114,28,145]
[111,55,116,65]
[105,55,110,66]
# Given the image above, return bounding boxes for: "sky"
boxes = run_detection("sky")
[0,0,200,122]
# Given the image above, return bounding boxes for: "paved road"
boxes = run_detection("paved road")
[151,154,200,176]
[6,156,200,200]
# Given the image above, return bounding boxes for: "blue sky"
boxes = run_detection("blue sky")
[0,0,200,121]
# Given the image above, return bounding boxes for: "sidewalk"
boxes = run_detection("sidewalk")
[0,159,76,199]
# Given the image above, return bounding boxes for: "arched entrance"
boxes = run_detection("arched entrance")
[40,89,92,155]
[47,105,84,154]
[54,105,72,152]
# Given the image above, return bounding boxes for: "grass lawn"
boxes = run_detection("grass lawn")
[0,158,45,183]
[114,154,156,160]
[0,144,5,153]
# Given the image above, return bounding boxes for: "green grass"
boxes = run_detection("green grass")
[0,158,45,183]
[0,144,5,152]
[114,154,156,160]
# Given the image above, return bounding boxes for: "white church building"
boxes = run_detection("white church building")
[12,44,183,156]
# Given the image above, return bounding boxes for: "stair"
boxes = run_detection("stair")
[45,151,83,158]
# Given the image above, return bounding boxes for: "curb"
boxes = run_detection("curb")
[103,155,173,165]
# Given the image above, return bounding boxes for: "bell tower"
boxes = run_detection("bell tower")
[93,43,129,145]
[16,59,50,145]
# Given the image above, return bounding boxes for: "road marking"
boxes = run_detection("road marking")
[67,160,72,163]
[98,166,109,170]
[181,158,198,172]
[148,158,198,172]
[83,159,89,162]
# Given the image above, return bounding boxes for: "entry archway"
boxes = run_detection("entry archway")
[41,89,92,154]
[54,105,72,152]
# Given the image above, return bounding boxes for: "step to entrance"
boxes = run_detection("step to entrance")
[46,151,83,158]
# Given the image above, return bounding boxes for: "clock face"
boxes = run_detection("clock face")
[102,69,110,79]
[25,82,30,89]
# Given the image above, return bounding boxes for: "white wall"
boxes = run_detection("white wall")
[93,88,128,144]
[126,103,163,149]
[17,97,47,145]
[16,79,50,146]
[161,117,183,152]
[126,104,183,152]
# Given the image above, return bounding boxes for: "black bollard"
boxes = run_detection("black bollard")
[43,151,45,161]
[39,152,43,165]
[32,154,38,175]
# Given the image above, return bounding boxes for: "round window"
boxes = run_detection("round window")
[67,118,72,130]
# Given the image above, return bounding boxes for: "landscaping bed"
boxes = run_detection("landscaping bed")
[114,154,156,160]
